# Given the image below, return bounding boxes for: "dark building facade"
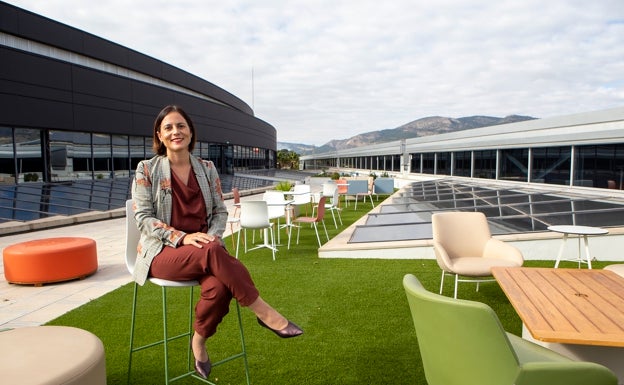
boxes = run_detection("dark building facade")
[0,2,276,186]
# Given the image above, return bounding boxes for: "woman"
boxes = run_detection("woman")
[131,105,302,379]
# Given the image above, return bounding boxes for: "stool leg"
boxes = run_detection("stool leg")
[127,283,139,385]
[162,286,170,384]
[187,286,194,375]
[235,302,251,385]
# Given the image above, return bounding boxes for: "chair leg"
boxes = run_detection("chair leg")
[439,270,445,295]
[335,208,343,225]
[269,226,276,261]
[236,229,241,259]
[312,223,321,247]
[321,220,329,242]
[453,274,459,299]
[296,223,301,245]
[235,228,249,258]
[329,208,337,228]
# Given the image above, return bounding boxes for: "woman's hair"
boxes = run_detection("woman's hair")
[152,105,197,155]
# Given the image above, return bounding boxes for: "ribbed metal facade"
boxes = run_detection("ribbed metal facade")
[0,2,276,184]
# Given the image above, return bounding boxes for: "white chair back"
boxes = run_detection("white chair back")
[322,182,337,197]
[263,191,287,219]
[125,199,139,275]
[125,199,200,287]
[240,201,271,229]
[331,184,340,206]
[292,184,311,205]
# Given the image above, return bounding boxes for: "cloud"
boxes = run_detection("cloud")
[6,0,624,145]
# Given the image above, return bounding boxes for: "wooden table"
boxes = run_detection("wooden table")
[492,266,624,383]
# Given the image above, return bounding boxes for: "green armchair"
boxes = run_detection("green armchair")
[403,274,618,385]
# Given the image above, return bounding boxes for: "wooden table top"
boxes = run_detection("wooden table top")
[492,267,624,347]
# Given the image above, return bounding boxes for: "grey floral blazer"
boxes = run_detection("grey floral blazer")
[130,155,228,285]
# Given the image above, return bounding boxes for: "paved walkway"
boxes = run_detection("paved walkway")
[0,196,246,329]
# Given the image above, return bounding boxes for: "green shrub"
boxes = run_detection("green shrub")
[274,181,293,191]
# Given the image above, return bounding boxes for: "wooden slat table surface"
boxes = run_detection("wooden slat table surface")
[492,267,624,347]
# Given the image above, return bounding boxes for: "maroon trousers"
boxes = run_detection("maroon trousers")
[149,242,259,338]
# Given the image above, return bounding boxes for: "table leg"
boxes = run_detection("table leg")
[583,235,593,269]
[577,236,582,269]
[554,233,568,268]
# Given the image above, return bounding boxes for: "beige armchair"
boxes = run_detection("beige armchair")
[432,211,523,298]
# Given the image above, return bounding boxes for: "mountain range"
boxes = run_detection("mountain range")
[278,114,536,155]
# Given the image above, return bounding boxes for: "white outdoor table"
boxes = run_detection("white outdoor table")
[548,225,609,269]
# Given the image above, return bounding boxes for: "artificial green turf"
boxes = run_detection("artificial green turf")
[46,199,617,384]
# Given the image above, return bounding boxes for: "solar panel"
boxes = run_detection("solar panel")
[349,179,624,243]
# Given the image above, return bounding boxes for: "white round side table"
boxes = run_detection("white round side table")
[548,225,609,269]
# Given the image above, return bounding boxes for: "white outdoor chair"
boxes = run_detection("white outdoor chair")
[432,211,524,298]
[263,190,288,244]
[292,184,312,216]
[236,200,276,261]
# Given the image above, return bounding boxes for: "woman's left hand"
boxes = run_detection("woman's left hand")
[183,232,219,248]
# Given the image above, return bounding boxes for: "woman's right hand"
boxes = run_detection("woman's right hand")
[182,232,218,248]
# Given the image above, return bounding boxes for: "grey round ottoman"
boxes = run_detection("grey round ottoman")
[0,326,106,384]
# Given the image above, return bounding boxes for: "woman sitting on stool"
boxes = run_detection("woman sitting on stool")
[131,105,303,379]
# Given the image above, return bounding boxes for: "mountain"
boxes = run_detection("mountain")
[276,142,317,154]
[278,114,536,155]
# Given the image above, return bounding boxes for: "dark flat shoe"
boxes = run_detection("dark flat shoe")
[191,339,211,379]
[194,358,212,379]
[257,317,303,338]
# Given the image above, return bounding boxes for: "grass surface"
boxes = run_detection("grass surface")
[46,199,616,384]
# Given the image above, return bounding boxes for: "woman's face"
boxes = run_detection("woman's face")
[157,111,192,155]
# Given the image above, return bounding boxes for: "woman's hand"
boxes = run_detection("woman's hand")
[182,232,219,248]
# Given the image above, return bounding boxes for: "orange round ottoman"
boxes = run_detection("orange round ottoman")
[3,237,97,286]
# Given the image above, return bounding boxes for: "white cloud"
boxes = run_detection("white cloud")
[6,0,624,145]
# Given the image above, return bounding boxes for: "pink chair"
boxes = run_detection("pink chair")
[290,196,330,248]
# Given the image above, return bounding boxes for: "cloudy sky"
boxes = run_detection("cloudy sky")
[7,0,624,145]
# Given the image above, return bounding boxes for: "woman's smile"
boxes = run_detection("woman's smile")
[158,112,192,152]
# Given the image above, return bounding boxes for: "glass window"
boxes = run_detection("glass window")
[15,128,43,183]
[575,144,624,189]
[436,152,451,175]
[130,136,147,172]
[422,153,435,174]
[391,154,401,171]
[57,131,92,178]
[0,127,16,183]
[112,135,129,178]
[531,146,571,185]
[499,148,528,182]
[473,150,496,179]
[410,153,421,173]
[224,144,233,174]
[453,151,471,177]
[92,133,112,179]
